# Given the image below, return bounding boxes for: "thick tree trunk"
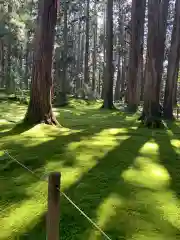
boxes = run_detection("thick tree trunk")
[24,0,58,125]
[155,0,170,101]
[127,0,146,112]
[164,0,180,120]
[102,0,114,109]
[84,0,90,84]
[142,0,166,128]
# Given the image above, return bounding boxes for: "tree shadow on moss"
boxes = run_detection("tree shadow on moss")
[155,130,180,197]
[16,127,150,240]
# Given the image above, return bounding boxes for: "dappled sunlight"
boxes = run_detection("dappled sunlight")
[88,184,180,240]
[0,102,26,122]
[171,139,180,148]
[87,193,124,240]
[139,140,159,156]
[1,101,180,239]
[44,128,130,188]
[122,156,170,190]
[0,124,82,149]
[0,180,47,240]
[66,128,129,164]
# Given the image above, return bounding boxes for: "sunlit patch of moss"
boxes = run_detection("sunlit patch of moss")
[1,101,180,240]
[171,139,180,148]
[139,140,159,155]
[0,181,47,240]
[45,128,129,188]
[122,157,170,190]
[88,193,124,239]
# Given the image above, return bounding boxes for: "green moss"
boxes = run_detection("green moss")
[0,100,180,239]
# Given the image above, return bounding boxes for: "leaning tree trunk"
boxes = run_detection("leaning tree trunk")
[163,0,180,120]
[127,0,146,112]
[141,0,166,128]
[24,0,58,125]
[102,0,114,109]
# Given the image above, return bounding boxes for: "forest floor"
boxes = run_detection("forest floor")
[0,99,180,240]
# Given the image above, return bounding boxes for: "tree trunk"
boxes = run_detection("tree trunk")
[56,0,68,106]
[102,0,114,109]
[5,35,12,93]
[24,30,31,90]
[24,0,58,125]
[155,0,170,101]
[92,0,97,92]
[173,64,179,106]
[0,39,5,88]
[5,4,13,94]
[84,0,90,84]
[101,4,106,99]
[164,0,180,120]
[80,29,85,88]
[142,0,166,128]
[76,19,82,91]
[114,53,121,101]
[127,0,146,112]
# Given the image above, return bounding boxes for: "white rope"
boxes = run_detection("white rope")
[60,191,112,240]
[3,151,112,240]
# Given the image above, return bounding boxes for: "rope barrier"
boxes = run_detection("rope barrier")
[3,150,112,240]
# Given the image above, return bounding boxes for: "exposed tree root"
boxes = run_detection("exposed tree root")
[24,114,59,126]
[101,103,116,110]
[138,113,164,129]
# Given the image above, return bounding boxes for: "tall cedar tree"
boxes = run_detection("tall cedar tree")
[24,0,58,125]
[142,0,169,127]
[127,0,146,112]
[102,0,114,109]
[163,0,180,119]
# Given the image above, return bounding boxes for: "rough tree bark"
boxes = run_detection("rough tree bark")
[155,0,170,101]
[84,0,90,84]
[24,0,58,125]
[127,0,146,112]
[164,0,180,119]
[141,0,167,128]
[102,0,114,109]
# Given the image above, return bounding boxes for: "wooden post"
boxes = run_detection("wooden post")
[47,172,61,240]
